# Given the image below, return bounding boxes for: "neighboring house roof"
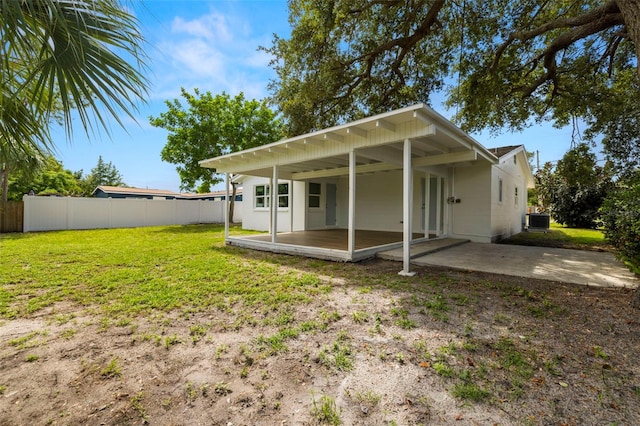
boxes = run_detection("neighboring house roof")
[92,186,242,198]
[199,103,500,178]
[93,186,178,197]
[180,189,243,199]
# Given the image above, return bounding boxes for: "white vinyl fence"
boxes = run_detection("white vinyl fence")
[23,195,242,232]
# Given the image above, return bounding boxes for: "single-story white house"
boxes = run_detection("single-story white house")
[199,103,534,275]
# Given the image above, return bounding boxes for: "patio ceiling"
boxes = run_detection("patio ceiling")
[199,103,498,180]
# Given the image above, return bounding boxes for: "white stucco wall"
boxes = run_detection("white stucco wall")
[448,164,493,242]
[241,176,293,232]
[489,151,529,241]
[243,172,431,234]
[239,151,529,241]
[334,171,430,233]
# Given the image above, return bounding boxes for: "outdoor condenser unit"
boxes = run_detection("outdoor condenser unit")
[528,213,550,230]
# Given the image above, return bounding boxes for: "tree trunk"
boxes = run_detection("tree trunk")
[0,165,8,203]
[616,0,640,77]
[229,182,237,224]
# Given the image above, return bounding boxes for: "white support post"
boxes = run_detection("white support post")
[348,150,356,255]
[224,173,230,239]
[425,173,430,239]
[399,138,416,276]
[436,176,442,236]
[289,179,294,232]
[271,165,278,243]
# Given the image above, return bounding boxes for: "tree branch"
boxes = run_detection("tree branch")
[491,1,624,72]
[497,3,625,98]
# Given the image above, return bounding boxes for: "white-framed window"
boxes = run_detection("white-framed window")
[254,183,289,208]
[498,177,503,204]
[255,184,269,208]
[277,183,289,208]
[308,182,321,208]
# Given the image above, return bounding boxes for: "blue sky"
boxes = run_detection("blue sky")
[52,0,581,193]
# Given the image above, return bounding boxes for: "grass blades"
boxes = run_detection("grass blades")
[0,225,327,319]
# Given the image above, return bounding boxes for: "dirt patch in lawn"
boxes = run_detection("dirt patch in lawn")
[1,258,639,425]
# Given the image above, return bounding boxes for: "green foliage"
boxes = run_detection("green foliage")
[311,394,342,426]
[534,144,613,228]
[601,172,640,276]
[265,0,638,140]
[584,69,640,179]
[77,156,125,195]
[150,89,284,192]
[7,156,82,200]
[1,0,148,165]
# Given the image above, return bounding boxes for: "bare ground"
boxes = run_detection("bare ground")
[1,257,639,425]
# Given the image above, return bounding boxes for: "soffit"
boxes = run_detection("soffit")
[199,104,498,179]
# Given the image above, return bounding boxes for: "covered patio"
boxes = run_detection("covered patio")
[200,104,499,273]
[229,229,427,261]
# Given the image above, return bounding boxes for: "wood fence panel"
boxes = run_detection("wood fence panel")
[0,201,24,233]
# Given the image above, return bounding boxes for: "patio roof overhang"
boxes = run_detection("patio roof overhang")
[199,103,498,178]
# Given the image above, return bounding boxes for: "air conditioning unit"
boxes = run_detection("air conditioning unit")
[528,213,550,231]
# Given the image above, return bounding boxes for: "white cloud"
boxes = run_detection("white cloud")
[150,8,276,100]
[168,39,225,77]
[171,12,232,42]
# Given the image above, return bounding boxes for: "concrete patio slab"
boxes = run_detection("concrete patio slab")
[377,238,470,260]
[409,243,638,289]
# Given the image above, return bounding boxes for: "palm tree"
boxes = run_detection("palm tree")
[0,0,149,163]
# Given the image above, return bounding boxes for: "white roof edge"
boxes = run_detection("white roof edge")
[494,145,535,188]
[199,103,499,166]
[416,105,499,163]
[200,104,429,166]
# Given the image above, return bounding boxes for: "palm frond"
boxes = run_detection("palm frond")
[0,0,149,165]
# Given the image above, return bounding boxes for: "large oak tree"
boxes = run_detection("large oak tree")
[265,1,639,149]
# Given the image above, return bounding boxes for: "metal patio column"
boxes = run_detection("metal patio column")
[348,150,356,257]
[399,138,415,276]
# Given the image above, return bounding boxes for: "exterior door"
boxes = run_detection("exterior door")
[325,183,337,226]
[428,176,447,237]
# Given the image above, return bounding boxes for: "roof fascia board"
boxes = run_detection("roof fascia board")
[412,150,478,167]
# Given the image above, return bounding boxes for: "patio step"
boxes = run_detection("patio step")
[377,238,470,262]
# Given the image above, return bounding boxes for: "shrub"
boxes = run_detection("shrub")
[601,172,640,276]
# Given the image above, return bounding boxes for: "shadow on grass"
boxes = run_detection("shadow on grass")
[148,223,230,235]
[499,229,612,252]
[0,232,39,241]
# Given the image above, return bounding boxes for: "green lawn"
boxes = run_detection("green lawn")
[0,222,610,320]
[1,224,636,425]
[500,222,610,251]
[0,225,332,320]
